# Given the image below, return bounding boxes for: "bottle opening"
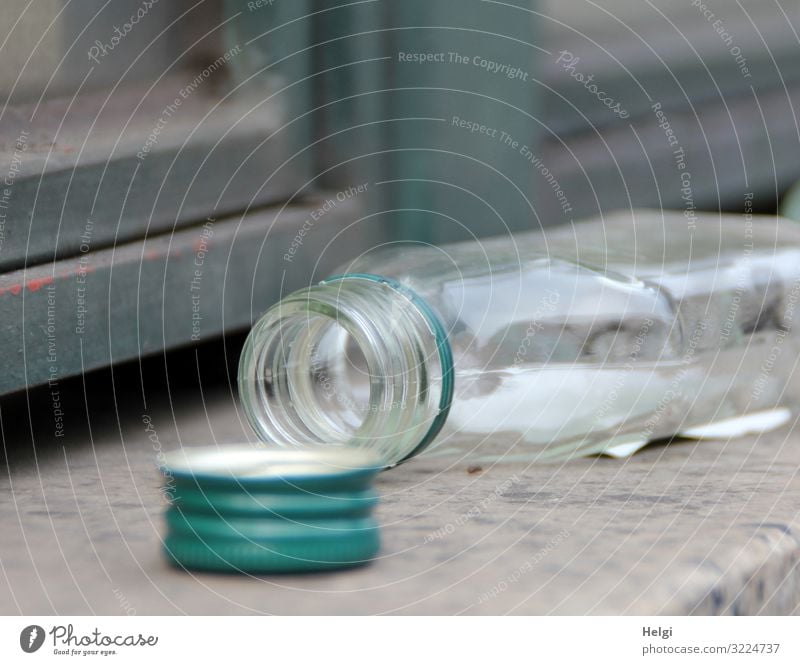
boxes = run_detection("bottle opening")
[238,276,452,465]
[290,313,372,440]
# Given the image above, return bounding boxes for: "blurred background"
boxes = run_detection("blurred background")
[1,0,799,456]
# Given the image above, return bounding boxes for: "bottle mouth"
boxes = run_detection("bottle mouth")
[238,275,452,466]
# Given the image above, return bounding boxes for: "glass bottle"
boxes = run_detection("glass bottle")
[238,210,800,466]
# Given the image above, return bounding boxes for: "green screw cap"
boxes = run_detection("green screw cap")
[159,445,383,574]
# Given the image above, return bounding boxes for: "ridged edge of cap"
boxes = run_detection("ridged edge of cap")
[169,486,379,517]
[163,530,380,573]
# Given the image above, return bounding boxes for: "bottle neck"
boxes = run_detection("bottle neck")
[238,274,453,466]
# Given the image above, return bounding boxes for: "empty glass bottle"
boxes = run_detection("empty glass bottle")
[239,210,800,466]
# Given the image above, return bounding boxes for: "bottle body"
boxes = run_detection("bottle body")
[239,211,800,465]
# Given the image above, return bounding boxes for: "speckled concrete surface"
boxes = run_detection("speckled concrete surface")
[1,374,799,615]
